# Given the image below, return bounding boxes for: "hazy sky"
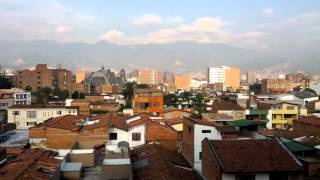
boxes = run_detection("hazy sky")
[0,0,320,52]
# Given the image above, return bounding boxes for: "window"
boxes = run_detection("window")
[27,111,37,118]
[287,106,294,110]
[202,130,211,133]
[109,133,117,140]
[199,152,202,160]
[57,111,62,115]
[132,133,141,141]
[12,111,20,115]
[235,175,255,180]
[188,126,192,133]
[27,122,36,126]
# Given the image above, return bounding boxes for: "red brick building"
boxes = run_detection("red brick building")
[16,64,74,93]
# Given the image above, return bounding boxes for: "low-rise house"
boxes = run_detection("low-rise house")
[0,90,14,123]
[163,108,192,132]
[0,88,31,105]
[182,116,238,173]
[306,100,320,114]
[7,105,78,129]
[258,102,299,129]
[201,138,303,180]
[211,101,245,120]
[30,114,110,149]
[131,143,198,180]
[59,139,133,180]
[70,99,91,116]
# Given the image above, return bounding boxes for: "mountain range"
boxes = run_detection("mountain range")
[0,40,319,74]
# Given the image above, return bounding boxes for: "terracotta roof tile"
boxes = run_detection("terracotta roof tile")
[211,102,244,112]
[0,149,61,180]
[131,143,198,180]
[295,116,320,127]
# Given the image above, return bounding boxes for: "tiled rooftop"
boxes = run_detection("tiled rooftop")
[207,139,303,173]
[131,143,198,180]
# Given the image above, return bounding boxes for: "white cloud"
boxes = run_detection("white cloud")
[14,58,25,65]
[262,8,274,17]
[56,25,72,33]
[133,14,164,26]
[132,14,184,27]
[100,16,226,45]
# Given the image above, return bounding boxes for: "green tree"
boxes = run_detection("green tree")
[180,91,192,104]
[0,75,12,89]
[191,93,206,119]
[52,88,70,100]
[72,91,80,99]
[249,83,261,95]
[164,94,179,107]
[35,87,51,104]
[79,92,85,99]
[25,86,32,92]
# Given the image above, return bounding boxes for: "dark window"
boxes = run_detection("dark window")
[199,152,202,160]
[109,133,117,140]
[202,130,211,133]
[12,111,20,115]
[235,175,255,180]
[188,126,192,133]
[132,133,141,141]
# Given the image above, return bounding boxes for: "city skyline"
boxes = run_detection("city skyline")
[0,0,319,73]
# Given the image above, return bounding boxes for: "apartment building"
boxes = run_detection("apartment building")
[0,88,31,105]
[207,66,240,91]
[261,79,297,95]
[128,69,162,85]
[7,105,78,129]
[16,64,73,93]
[133,88,164,116]
[247,70,257,84]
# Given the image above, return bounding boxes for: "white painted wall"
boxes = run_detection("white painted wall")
[108,124,146,148]
[194,124,222,173]
[7,107,78,129]
[266,109,273,129]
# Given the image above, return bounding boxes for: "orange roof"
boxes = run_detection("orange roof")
[0,149,61,179]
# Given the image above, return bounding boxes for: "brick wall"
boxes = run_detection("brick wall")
[202,140,222,180]
[29,127,46,138]
[146,123,178,142]
[46,128,79,149]
[182,118,194,166]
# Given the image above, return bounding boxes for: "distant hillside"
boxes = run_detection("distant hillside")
[0,40,319,74]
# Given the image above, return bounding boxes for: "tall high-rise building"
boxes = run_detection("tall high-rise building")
[76,70,85,83]
[138,69,162,85]
[246,70,257,84]
[207,66,240,91]
[175,75,192,90]
[16,64,73,93]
